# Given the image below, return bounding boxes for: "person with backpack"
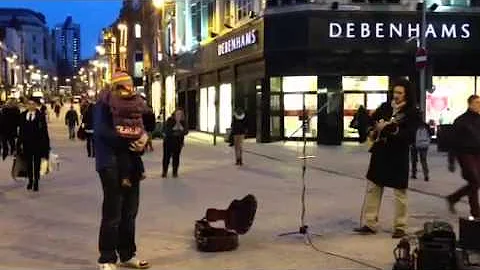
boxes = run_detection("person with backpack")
[411,117,433,182]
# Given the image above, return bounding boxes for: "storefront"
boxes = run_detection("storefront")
[262,10,480,144]
[176,20,264,139]
[176,9,480,144]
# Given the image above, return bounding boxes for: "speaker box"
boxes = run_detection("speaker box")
[459,217,480,251]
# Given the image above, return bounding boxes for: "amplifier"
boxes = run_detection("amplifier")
[459,217,480,251]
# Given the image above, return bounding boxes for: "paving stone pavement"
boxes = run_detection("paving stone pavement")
[0,109,470,270]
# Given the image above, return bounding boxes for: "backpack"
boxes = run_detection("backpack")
[415,126,431,149]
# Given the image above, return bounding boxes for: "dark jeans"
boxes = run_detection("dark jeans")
[448,154,480,218]
[163,143,182,175]
[68,126,76,140]
[98,168,140,264]
[2,136,16,157]
[25,152,41,190]
[411,147,429,178]
[86,134,95,157]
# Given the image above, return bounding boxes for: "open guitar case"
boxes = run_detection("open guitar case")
[194,194,257,252]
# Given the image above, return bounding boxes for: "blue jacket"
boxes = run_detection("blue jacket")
[93,100,124,172]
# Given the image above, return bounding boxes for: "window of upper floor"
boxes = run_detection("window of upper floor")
[236,0,255,22]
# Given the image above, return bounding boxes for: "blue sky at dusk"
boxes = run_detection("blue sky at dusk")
[0,0,122,58]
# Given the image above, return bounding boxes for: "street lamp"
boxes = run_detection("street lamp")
[28,65,34,70]
[96,45,106,56]
[53,76,58,82]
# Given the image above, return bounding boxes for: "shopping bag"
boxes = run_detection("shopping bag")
[40,158,50,176]
[11,155,27,181]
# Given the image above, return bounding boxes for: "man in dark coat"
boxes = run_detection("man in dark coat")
[65,105,79,140]
[82,101,95,157]
[354,78,419,239]
[447,95,480,218]
[1,99,20,158]
[17,97,50,192]
[94,89,150,270]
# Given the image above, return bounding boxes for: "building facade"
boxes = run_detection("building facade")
[0,8,56,99]
[170,0,480,145]
[54,16,81,81]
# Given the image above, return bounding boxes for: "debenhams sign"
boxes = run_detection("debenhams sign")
[329,22,471,39]
[218,29,258,56]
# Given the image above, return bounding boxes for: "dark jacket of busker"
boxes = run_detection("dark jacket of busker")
[366,102,419,189]
[163,117,188,147]
[450,109,480,155]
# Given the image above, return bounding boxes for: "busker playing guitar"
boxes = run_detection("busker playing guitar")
[354,78,419,239]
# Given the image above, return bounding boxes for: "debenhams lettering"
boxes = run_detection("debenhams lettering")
[218,30,257,56]
[329,22,471,39]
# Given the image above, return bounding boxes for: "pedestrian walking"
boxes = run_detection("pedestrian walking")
[65,105,79,140]
[140,93,156,152]
[54,102,61,118]
[17,97,50,192]
[230,108,247,166]
[446,95,480,218]
[411,118,433,181]
[354,78,418,239]
[82,101,95,157]
[162,108,188,178]
[94,88,150,270]
[1,99,20,159]
[102,71,148,188]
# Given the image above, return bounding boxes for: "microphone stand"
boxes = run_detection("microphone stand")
[278,92,328,243]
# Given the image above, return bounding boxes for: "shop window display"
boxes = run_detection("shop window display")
[282,76,318,138]
[427,76,475,130]
[219,83,232,134]
[342,76,389,140]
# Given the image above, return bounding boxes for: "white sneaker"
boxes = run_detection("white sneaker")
[98,263,117,270]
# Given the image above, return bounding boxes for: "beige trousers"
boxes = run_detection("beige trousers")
[233,134,244,161]
[361,180,408,231]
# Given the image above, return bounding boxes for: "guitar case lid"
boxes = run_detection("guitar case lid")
[205,194,257,235]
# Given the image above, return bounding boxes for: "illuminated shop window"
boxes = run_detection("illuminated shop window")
[165,75,176,117]
[282,76,318,138]
[200,88,208,132]
[426,76,475,126]
[219,83,232,133]
[207,86,216,132]
[342,76,389,91]
[135,24,142,39]
[282,76,317,93]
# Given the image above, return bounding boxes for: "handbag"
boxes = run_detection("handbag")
[77,126,86,141]
[11,155,27,181]
[194,194,257,252]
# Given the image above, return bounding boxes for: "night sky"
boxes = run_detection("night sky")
[0,0,122,59]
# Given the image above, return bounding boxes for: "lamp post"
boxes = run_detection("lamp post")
[418,1,438,120]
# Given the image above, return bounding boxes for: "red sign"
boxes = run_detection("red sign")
[416,48,428,69]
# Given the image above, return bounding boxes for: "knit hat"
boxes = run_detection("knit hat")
[111,71,134,97]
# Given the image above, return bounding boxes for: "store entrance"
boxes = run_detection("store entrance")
[283,92,318,139]
[343,91,388,140]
